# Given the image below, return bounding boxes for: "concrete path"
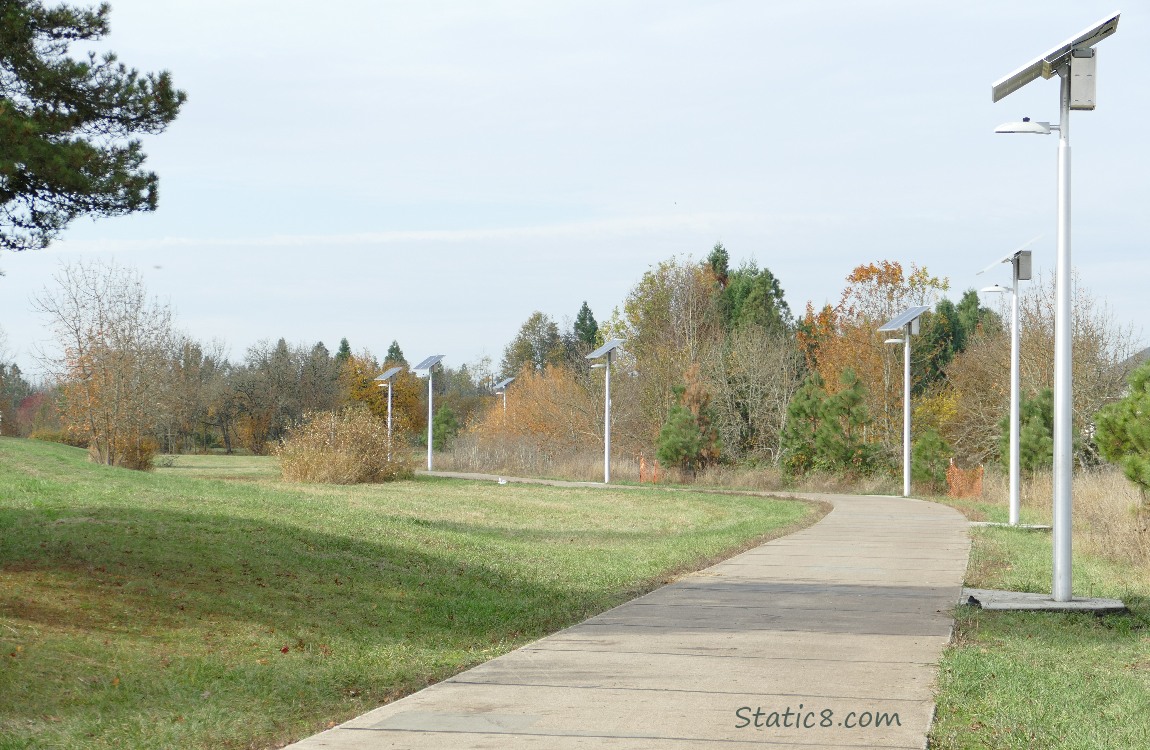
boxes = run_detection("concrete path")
[286,491,970,750]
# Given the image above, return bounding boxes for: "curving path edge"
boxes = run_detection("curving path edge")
[286,486,970,750]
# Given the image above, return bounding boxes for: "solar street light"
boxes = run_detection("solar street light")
[586,338,626,483]
[992,12,1119,602]
[412,355,445,471]
[879,306,931,498]
[492,377,515,417]
[374,365,404,461]
[979,240,1038,528]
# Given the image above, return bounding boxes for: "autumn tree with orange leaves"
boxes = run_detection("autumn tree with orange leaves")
[33,260,177,469]
[797,261,949,455]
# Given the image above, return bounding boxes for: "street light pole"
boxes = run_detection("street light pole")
[902,323,912,498]
[1008,266,1021,526]
[1052,66,1073,601]
[586,338,625,485]
[604,350,612,484]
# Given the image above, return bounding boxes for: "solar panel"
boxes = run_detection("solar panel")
[878,306,932,332]
[978,237,1041,276]
[412,355,445,372]
[493,377,515,392]
[375,366,403,382]
[992,12,1120,103]
[586,338,625,360]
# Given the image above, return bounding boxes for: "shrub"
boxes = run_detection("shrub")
[29,429,89,448]
[277,405,414,484]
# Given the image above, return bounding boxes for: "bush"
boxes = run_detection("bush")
[29,429,89,448]
[277,405,414,484]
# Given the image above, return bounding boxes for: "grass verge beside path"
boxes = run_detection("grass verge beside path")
[0,439,823,750]
[930,514,1150,749]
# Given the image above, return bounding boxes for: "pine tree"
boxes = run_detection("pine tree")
[780,372,828,476]
[912,429,952,493]
[1095,361,1150,498]
[1,1,186,251]
[1000,389,1054,472]
[432,404,459,451]
[385,340,406,366]
[335,338,352,364]
[656,365,721,476]
[573,302,598,347]
[707,242,730,289]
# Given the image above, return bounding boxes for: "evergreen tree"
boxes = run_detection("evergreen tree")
[1095,361,1150,498]
[780,372,828,476]
[573,301,598,348]
[1000,389,1055,472]
[656,369,721,476]
[912,429,952,494]
[707,242,730,289]
[717,260,792,336]
[0,1,186,251]
[432,404,460,451]
[385,340,406,366]
[814,368,878,475]
[335,338,352,364]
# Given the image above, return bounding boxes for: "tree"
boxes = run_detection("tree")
[385,340,406,366]
[335,338,352,364]
[1096,360,1150,498]
[573,301,598,348]
[0,1,186,251]
[656,364,721,476]
[816,368,880,476]
[619,256,719,441]
[704,325,804,465]
[999,388,1055,473]
[797,260,948,456]
[915,291,1001,394]
[912,429,952,494]
[501,311,564,377]
[33,259,177,468]
[432,404,460,451]
[780,372,829,476]
[718,261,792,335]
[707,242,730,289]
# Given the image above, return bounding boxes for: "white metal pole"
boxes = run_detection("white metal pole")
[1009,267,1021,525]
[1052,68,1073,601]
[502,390,507,416]
[604,352,612,484]
[903,323,912,497]
[427,369,434,472]
[387,382,393,463]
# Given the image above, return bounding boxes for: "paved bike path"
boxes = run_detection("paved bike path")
[286,489,970,750]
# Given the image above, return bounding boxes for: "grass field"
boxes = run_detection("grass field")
[929,473,1150,749]
[0,439,821,749]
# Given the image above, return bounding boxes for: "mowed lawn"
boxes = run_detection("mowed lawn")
[0,439,821,749]
[930,523,1150,749]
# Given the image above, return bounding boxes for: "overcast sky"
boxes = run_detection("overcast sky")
[1,1,1146,377]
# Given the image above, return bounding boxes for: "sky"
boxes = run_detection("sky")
[1,1,1146,378]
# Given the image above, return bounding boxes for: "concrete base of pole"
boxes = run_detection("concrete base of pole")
[969,521,1052,531]
[963,588,1126,614]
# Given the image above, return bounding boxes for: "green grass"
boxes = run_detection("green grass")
[930,524,1150,749]
[0,438,821,749]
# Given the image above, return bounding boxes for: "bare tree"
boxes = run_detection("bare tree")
[704,326,805,464]
[33,260,177,468]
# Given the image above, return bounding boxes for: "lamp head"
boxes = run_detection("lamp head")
[995,117,1053,135]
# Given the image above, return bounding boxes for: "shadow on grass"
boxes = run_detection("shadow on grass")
[1,503,621,651]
